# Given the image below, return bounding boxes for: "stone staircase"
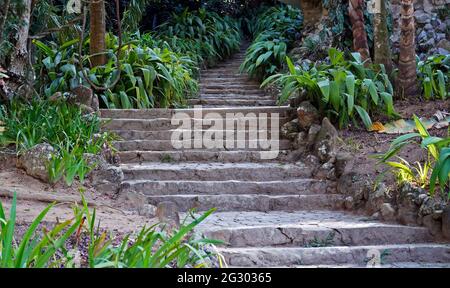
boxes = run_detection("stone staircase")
[100,45,450,267]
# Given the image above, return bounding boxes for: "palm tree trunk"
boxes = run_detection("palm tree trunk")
[373,0,393,74]
[348,0,371,62]
[90,0,106,67]
[396,0,418,98]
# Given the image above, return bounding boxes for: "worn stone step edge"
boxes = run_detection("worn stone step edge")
[113,139,291,152]
[103,117,288,131]
[110,129,279,141]
[121,178,331,195]
[145,194,341,212]
[121,162,314,181]
[188,99,277,105]
[117,150,292,163]
[198,224,434,248]
[217,244,450,267]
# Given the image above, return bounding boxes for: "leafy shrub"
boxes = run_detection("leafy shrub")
[263,49,396,129]
[155,8,241,68]
[139,33,202,78]
[33,38,87,97]
[33,35,198,109]
[378,116,450,196]
[0,99,114,185]
[0,193,219,268]
[100,43,198,109]
[240,31,288,79]
[417,54,449,100]
[240,5,303,80]
[251,5,303,39]
[0,193,83,268]
[77,199,221,268]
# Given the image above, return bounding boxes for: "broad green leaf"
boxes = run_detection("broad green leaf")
[318,79,330,103]
[355,105,373,130]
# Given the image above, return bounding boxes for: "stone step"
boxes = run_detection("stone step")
[232,262,450,268]
[100,106,291,119]
[103,116,287,131]
[200,89,267,95]
[201,81,255,87]
[199,84,262,90]
[200,72,251,79]
[203,70,242,75]
[113,139,291,151]
[112,129,279,141]
[218,244,450,267]
[200,77,255,83]
[118,150,292,163]
[198,95,273,101]
[188,99,277,106]
[121,162,314,181]
[145,193,341,212]
[122,179,331,195]
[203,73,246,78]
[204,65,241,71]
[192,211,434,248]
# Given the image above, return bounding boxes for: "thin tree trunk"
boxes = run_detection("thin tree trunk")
[1,0,33,100]
[348,0,371,62]
[90,0,106,67]
[0,0,11,45]
[373,0,393,74]
[10,0,32,76]
[396,0,418,98]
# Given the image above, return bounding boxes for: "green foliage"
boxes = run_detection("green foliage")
[33,35,198,109]
[100,41,198,109]
[0,193,219,268]
[33,38,86,97]
[378,115,450,196]
[385,157,432,189]
[240,32,288,79]
[0,99,114,185]
[155,8,241,68]
[250,5,303,39]
[80,206,221,268]
[417,54,449,100]
[263,49,396,129]
[240,5,303,80]
[122,0,153,32]
[0,193,83,268]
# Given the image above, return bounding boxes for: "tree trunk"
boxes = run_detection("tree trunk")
[10,0,32,77]
[0,0,11,45]
[348,0,371,62]
[396,0,418,98]
[0,0,33,100]
[90,0,107,67]
[373,0,393,74]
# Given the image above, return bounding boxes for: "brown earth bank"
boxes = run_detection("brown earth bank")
[339,98,449,189]
[0,153,157,234]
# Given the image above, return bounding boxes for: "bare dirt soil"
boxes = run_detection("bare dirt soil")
[0,154,157,234]
[338,98,449,188]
